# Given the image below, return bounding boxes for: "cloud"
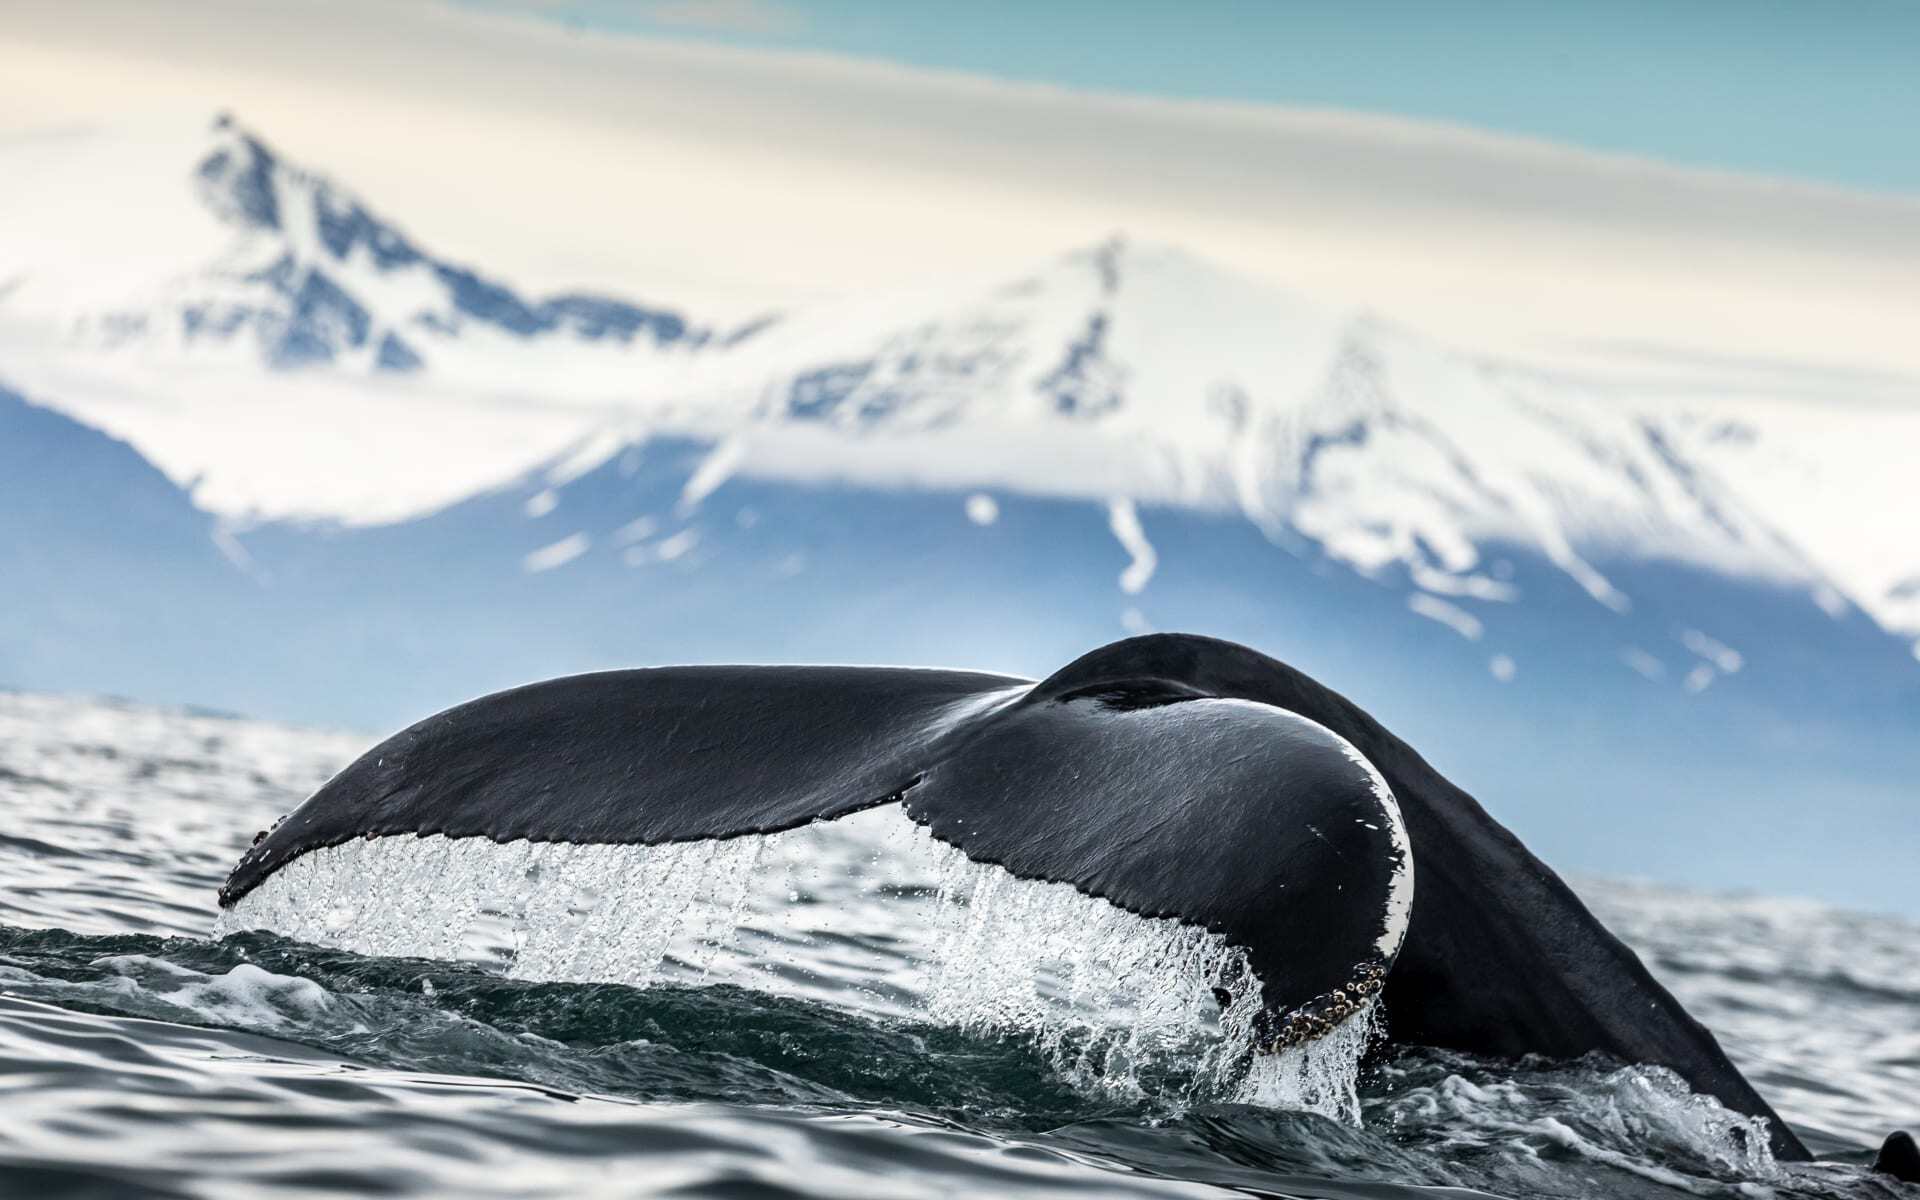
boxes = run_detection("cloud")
[638,0,801,35]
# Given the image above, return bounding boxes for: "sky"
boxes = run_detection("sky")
[469,0,1920,193]
[4,0,1919,376]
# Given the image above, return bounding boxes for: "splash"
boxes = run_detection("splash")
[22,953,333,1030]
[1238,1000,1380,1124]
[1377,1053,1780,1191]
[217,805,1372,1118]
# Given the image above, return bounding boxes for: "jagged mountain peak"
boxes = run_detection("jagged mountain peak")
[197,115,427,279]
[717,234,1352,441]
[7,113,742,375]
[196,114,286,233]
[190,113,722,371]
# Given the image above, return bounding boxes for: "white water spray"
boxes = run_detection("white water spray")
[218,805,1375,1118]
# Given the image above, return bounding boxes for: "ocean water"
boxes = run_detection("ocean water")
[0,691,1914,1199]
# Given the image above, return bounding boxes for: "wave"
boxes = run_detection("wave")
[1,922,1879,1198]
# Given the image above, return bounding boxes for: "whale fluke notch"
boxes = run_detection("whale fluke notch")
[220,633,1813,1165]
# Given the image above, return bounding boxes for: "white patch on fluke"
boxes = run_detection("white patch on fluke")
[218,805,1378,1119]
[1328,737,1415,963]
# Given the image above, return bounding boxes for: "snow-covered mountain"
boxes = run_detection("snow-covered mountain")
[0,115,764,380]
[499,236,1919,652]
[5,116,1912,653]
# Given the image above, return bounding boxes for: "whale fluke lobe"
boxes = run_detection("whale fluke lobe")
[899,687,1409,1046]
[218,664,1027,905]
[220,633,1811,1163]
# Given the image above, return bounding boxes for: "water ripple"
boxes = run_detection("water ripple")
[0,692,1915,1198]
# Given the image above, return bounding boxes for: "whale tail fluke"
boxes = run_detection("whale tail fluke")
[218,650,1415,1047]
[216,633,1817,1168]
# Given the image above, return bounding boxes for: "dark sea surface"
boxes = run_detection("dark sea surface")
[0,691,1914,1199]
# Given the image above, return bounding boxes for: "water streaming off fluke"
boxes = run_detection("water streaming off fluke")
[216,805,1375,1117]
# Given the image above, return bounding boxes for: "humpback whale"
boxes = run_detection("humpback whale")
[217,633,1914,1175]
